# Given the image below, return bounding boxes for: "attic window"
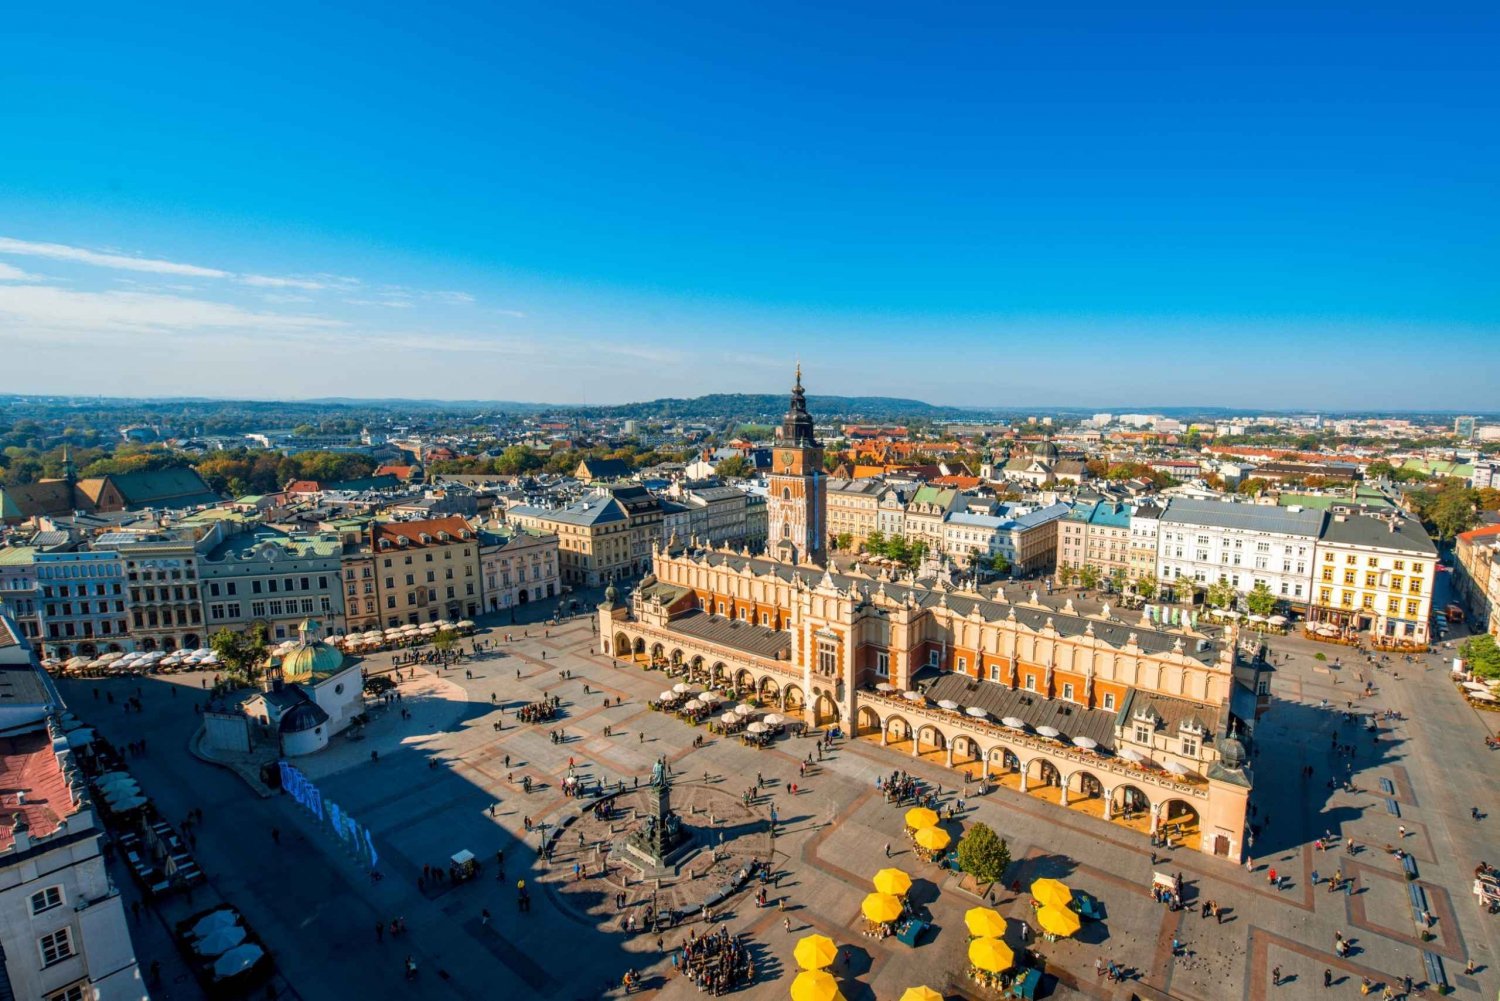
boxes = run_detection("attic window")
[437,532,450,542]
[1132,707,1159,727]
[419,533,432,544]
[1179,717,1204,734]
[397,536,409,547]
[378,539,391,549]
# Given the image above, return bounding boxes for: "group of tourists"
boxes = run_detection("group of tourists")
[515,698,558,724]
[877,769,929,806]
[673,925,754,995]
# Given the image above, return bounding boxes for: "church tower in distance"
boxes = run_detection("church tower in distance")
[767,365,827,565]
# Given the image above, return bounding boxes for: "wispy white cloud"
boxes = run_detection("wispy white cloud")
[0,262,40,281]
[0,283,346,337]
[0,236,367,295]
[0,237,230,278]
[431,290,477,305]
[239,274,331,291]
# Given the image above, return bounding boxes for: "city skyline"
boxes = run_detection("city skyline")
[3,3,1498,407]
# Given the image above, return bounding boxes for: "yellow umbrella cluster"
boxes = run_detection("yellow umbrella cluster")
[905,806,939,829]
[861,891,903,924]
[968,936,1015,973]
[793,933,837,971]
[964,906,1007,938]
[914,826,950,852]
[1036,905,1081,938]
[873,867,912,897]
[790,969,842,1001]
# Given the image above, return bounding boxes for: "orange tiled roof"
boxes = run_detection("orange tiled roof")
[0,731,74,851]
[373,516,474,547]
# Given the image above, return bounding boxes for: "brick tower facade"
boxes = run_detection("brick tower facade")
[767,366,826,565]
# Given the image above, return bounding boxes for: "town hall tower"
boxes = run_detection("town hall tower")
[767,365,826,565]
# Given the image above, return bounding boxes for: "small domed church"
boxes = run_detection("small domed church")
[244,618,365,756]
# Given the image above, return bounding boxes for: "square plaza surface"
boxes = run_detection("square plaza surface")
[58,603,1499,1001]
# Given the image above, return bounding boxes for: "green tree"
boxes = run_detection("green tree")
[833,532,854,553]
[864,530,886,556]
[1246,581,1277,617]
[210,623,268,683]
[990,553,1011,575]
[1365,460,1395,479]
[1460,634,1500,680]
[1431,482,1479,540]
[1078,564,1101,590]
[1237,478,1269,497]
[1206,580,1236,610]
[1057,564,1078,586]
[715,455,752,478]
[1134,573,1158,600]
[432,628,459,656]
[1109,567,1129,593]
[955,822,1011,885]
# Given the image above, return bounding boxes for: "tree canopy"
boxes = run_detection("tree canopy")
[956,823,1011,884]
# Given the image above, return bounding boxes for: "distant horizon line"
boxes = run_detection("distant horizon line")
[1,390,1494,420]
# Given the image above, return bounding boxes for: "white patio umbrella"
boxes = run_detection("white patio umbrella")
[110,794,149,812]
[1118,748,1145,763]
[67,728,96,748]
[1001,716,1027,729]
[902,691,925,702]
[1165,760,1192,776]
[966,706,988,719]
[1222,611,1241,620]
[762,714,784,726]
[875,682,895,693]
[212,944,264,979]
[1073,736,1098,750]
[697,693,721,705]
[673,683,695,694]
[746,722,769,734]
[659,690,676,701]
[720,712,739,725]
[734,703,756,716]
[1469,691,1498,703]
[937,699,961,711]
[194,925,247,956]
[191,910,240,939]
[1035,726,1061,739]
[1268,615,1287,625]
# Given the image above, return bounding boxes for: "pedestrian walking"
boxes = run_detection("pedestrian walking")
[1323,969,1332,988]
[1272,965,1281,986]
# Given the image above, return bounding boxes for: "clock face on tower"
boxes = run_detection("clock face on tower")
[780,450,794,472]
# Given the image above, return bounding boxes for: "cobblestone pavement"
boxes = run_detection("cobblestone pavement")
[57,592,1500,1001]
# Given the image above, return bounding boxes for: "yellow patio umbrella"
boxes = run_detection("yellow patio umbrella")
[790,969,841,1001]
[964,906,1008,938]
[1030,877,1073,910]
[1036,904,1082,938]
[861,891,904,924]
[904,806,939,829]
[873,867,913,897]
[968,937,1015,973]
[899,988,944,1001]
[914,826,951,852]
[793,933,838,971]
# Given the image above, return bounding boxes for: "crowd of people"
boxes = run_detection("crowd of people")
[877,769,929,806]
[674,925,754,995]
[517,698,558,724]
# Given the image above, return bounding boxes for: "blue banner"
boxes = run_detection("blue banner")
[279,761,378,872]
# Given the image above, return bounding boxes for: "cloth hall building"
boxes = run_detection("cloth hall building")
[599,370,1262,861]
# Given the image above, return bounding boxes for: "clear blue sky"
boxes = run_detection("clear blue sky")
[2,2,1497,408]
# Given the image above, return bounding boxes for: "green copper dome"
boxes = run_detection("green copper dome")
[280,619,345,682]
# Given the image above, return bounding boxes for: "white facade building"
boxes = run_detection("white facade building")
[1156,498,1322,606]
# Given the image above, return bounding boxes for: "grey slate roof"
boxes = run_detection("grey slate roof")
[679,550,1221,664]
[916,671,1120,750]
[1160,497,1324,537]
[1317,512,1436,555]
[666,610,792,660]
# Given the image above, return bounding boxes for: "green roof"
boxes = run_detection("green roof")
[1401,458,1474,479]
[0,546,38,566]
[1278,489,1393,511]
